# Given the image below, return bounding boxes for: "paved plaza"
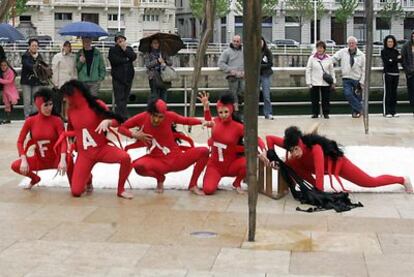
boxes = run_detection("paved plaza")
[0,114,414,276]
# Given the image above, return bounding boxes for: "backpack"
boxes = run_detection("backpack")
[33,60,53,85]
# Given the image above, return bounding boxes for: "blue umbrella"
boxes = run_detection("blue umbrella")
[0,23,25,42]
[58,21,108,37]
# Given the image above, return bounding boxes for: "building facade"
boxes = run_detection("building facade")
[176,0,414,44]
[17,0,177,42]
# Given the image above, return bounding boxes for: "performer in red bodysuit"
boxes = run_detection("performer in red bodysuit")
[198,92,264,195]
[118,98,209,195]
[60,80,133,199]
[11,88,71,189]
[265,126,412,193]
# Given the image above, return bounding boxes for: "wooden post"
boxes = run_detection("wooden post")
[363,0,373,134]
[244,0,261,242]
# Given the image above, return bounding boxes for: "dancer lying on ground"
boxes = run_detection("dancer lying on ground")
[263,126,412,193]
[198,92,265,195]
[59,80,133,199]
[118,98,209,195]
[11,88,72,189]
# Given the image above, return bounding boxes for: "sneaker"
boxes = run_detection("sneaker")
[404,177,413,194]
[311,114,318,118]
[352,112,362,118]
[393,114,399,118]
[385,114,392,118]
[323,114,330,119]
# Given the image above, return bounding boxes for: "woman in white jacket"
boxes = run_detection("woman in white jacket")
[305,41,336,119]
[51,41,77,115]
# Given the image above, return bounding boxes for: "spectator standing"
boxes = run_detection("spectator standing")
[21,38,43,118]
[381,35,401,118]
[218,35,244,111]
[400,31,414,115]
[306,40,336,119]
[332,36,365,118]
[108,33,137,118]
[260,37,274,119]
[143,38,172,101]
[52,41,77,115]
[75,37,106,97]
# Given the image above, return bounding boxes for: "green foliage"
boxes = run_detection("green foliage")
[335,0,358,24]
[235,0,279,17]
[285,0,325,24]
[189,0,230,19]
[15,0,28,16]
[378,0,404,20]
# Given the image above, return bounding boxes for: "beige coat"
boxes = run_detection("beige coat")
[52,51,77,88]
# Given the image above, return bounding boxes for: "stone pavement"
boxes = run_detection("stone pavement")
[0,114,413,277]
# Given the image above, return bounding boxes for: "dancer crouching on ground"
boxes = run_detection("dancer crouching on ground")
[198,92,265,195]
[11,88,72,189]
[60,80,133,199]
[118,97,209,195]
[264,126,412,193]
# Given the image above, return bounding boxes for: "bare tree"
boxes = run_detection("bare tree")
[0,0,15,22]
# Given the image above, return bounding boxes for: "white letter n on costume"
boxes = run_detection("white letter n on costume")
[82,129,97,150]
[213,142,227,162]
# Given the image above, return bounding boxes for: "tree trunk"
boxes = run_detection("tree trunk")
[244,0,261,242]
[188,0,215,131]
[0,0,15,22]
[363,0,373,134]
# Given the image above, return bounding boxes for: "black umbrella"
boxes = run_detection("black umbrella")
[139,33,184,56]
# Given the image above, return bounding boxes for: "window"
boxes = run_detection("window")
[19,15,31,22]
[108,14,124,21]
[143,14,159,21]
[55,13,72,20]
[220,17,226,24]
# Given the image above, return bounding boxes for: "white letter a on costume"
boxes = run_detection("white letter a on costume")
[82,129,97,150]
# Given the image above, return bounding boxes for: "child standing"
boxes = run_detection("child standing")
[0,60,19,124]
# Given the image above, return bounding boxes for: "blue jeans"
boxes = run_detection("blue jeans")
[342,78,362,113]
[260,75,272,117]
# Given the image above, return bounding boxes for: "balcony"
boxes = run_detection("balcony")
[139,0,171,9]
[27,0,136,8]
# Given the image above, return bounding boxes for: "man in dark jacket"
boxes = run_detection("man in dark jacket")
[108,33,137,118]
[21,38,43,118]
[401,31,414,113]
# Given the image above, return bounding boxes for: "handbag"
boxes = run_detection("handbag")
[318,61,334,85]
[33,59,53,85]
[160,65,178,82]
[153,70,171,90]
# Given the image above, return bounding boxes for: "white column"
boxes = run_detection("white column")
[301,19,311,44]
[272,12,285,40]
[346,17,354,38]
[227,12,235,42]
[320,14,331,41]
[391,16,404,40]
[125,8,141,41]
[37,6,55,39]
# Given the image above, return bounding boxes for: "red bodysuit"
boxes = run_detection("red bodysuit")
[266,135,405,191]
[118,103,209,189]
[66,90,132,197]
[11,99,72,186]
[202,104,246,195]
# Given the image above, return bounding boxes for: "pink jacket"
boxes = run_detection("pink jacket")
[0,68,19,103]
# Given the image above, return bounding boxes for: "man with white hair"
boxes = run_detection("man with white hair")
[332,36,366,118]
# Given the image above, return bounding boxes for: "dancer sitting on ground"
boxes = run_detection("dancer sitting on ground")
[263,126,412,193]
[11,88,72,189]
[59,80,133,199]
[118,97,209,195]
[198,92,265,195]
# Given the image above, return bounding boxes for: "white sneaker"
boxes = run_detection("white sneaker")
[404,177,413,194]
[385,114,392,118]
[393,114,399,118]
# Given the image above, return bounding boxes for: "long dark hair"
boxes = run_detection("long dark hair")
[30,87,61,117]
[284,126,344,160]
[60,80,125,123]
[383,35,397,49]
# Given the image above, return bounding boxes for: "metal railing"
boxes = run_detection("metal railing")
[2,66,410,116]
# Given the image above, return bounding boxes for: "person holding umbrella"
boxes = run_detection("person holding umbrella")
[75,37,106,97]
[140,33,184,101]
[108,33,137,118]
